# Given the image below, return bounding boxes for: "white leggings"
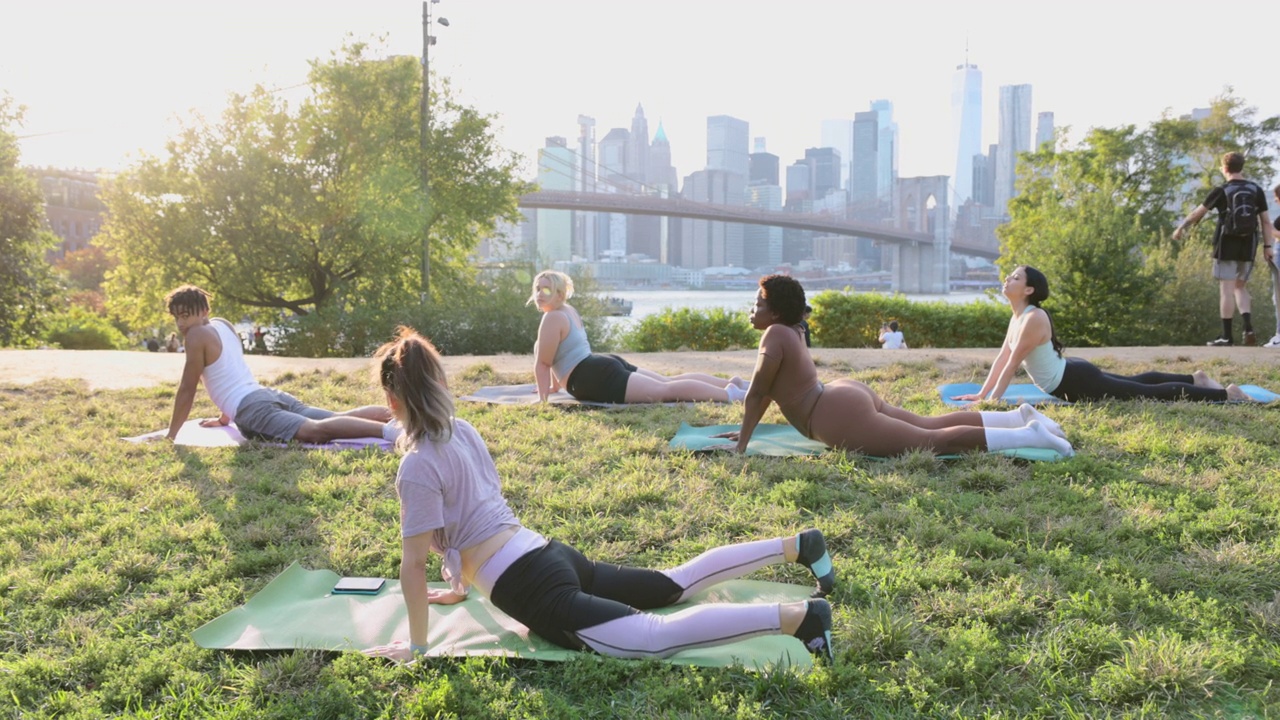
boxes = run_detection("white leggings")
[487,536,790,658]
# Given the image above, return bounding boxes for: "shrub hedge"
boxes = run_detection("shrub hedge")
[620,307,758,352]
[42,307,130,350]
[810,291,1009,348]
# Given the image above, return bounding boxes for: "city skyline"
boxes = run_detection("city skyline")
[4,0,1276,188]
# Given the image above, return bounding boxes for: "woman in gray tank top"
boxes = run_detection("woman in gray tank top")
[529,271,750,404]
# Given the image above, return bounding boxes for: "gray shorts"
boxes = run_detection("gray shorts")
[234,388,335,442]
[1213,259,1253,282]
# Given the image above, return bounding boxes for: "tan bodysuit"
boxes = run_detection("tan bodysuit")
[758,324,824,439]
[756,322,987,456]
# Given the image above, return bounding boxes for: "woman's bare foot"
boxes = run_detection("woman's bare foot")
[1193,370,1223,390]
[1226,384,1253,402]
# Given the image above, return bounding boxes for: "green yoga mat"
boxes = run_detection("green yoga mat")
[669,422,1066,461]
[192,562,814,669]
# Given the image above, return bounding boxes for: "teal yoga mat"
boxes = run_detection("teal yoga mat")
[192,562,814,669]
[938,382,1280,406]
[669,422,1066,462]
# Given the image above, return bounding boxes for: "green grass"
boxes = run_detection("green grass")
[3,358,1280,718]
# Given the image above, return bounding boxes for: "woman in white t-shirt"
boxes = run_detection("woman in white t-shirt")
[362,327,836,664]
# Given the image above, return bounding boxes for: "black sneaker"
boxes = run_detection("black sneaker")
[1206,336,1233,347]
[793,599,834,664]
[796,529,836,598]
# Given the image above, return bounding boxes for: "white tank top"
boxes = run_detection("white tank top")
[202,320,261,421]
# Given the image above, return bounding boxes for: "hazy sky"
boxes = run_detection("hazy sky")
[4,0,1275,185]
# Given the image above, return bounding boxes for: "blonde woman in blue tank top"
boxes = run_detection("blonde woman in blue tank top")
[954,266,1247,403]
[529,271,749,404]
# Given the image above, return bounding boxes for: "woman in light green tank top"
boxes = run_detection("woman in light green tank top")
[954,266,1246,403]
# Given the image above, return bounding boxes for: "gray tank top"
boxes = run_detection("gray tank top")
[1018,305,1066,393]
[551,311,591,379]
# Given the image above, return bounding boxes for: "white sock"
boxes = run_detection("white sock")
[381,420,403,442]
[979,408,1025,429]
[980,404,1067,440]
[984,420,1074,457]
[1017,403,1066,439]
[725,384,748,402]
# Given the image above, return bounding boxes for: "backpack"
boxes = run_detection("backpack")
[1222,182,1261,237]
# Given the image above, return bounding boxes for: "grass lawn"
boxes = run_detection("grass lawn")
[2,356,1279,718]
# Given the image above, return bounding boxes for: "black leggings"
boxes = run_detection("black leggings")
[1051,358,1227,402]
[488,541,681,650]
[565,354,637,404]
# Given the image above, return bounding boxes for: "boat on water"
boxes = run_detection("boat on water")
[602,296,633,317]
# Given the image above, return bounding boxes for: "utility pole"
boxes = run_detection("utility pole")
[420,0,432,299]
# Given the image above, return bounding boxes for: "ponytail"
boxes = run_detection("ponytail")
[373,327,455,447]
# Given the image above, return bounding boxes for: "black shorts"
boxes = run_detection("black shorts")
[565,354,637,404]
[488,540,679,650]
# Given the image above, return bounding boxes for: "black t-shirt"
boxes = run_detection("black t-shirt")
[1202,180,1268,261]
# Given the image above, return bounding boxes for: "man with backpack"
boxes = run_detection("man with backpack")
[1173,152,1275,346]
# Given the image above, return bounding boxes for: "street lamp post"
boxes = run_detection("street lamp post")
[421,0,448,298]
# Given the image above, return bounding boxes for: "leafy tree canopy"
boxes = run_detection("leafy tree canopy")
[0,94,59,347]
[997,90,1280,346]
[100,41,530,331]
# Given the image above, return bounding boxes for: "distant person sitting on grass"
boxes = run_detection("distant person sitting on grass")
[878,320,907,349]
[529,270,748,403]
[952,266,1249,403]
[161,284,397,443]
[711,274,1075,457]
[362,327,835,664]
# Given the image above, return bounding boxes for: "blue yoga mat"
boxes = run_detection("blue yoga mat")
[939,382,1280,406]
[669,422,1066,462]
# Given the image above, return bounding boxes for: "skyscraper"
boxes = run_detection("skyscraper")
[597,127,631,255]
[647,121,677,189]
[706,115,750,180]
[626,104,650,189]
[994,84,1032,216]
[597,127,630,182]
[950,61,982,209]
[750,151,780,187]
[850,111,879,219]
[744,184,783,269]
[1035,111,1055,151]
[678,169,745,269]
[805,147,841,202]
[870,100,898,207]
[575,115,597,261]
[820,119,854,189]
[785,160,812,212]
[536,136,575,262]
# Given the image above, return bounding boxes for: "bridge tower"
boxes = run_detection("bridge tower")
[890,176,951,293]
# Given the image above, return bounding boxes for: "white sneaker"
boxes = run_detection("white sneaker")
[1265,335,1280,349]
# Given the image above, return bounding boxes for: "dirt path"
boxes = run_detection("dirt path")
[1,346,1275,391]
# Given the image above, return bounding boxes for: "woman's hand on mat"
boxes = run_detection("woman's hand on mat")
[427,588,467,605]
[951,393,982,402]
[363,640,418,663]
[198,416,227,427]
[709,430,741,441]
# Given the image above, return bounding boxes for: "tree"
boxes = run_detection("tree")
[0,95,58,347]
[998,91,1280,345]
[99,42,530,331]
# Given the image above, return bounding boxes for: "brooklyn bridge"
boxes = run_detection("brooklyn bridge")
[517,189,999,293]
